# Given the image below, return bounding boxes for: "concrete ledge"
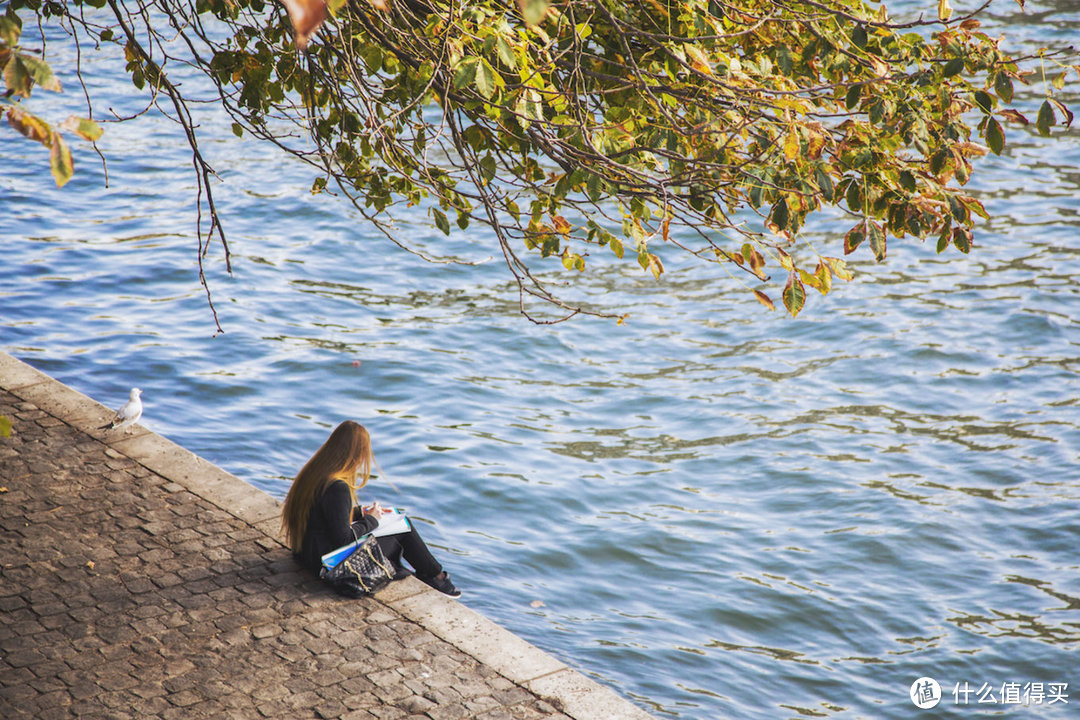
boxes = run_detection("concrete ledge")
[2,363,129,433]
[528,669,658,720]
[385,578,568,685]
[1,351,656,720]
[0,351,55,390]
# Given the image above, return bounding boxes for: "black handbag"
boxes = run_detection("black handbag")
[319,523,396,597]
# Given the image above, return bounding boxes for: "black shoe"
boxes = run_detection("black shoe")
[421,571,462,597]
[392,567,413,581]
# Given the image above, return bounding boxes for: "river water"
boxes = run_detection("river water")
[2,2,1079,718]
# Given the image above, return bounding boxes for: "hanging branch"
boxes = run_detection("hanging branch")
[10,0,1076,323]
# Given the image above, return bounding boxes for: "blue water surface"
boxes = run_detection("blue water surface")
[2,2,1079,718]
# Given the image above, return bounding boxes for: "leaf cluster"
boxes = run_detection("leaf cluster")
[1,6,101,186]
[5,0,1077,321]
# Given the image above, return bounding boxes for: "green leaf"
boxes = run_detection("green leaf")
[0,14,21,47]
[845,180,863,213]
[783,271,806,317]
[453,57,478,91]
[948,195,967,222]
[61,116,104,142]
[771,197,789,231]
[50,132,74,188]
[3,55,32,97]
[496,37,517,70]
[361,45,384,75]
[844,222,864,255]
[815,167,834,202]
[936,224,952,253]
[973,90,993,114]
[985,116,1004,155]
[433,208,450,235]
[776,45,793,75]
[1036,100,1054,137]
[952,226,972,253]
[851,25,868,50]
[943,58,965,77]
[994,72,1014,103]
[475,58,499,100]
[586,173,603,202]
[929,150,948,176]
[868,222,886,261]
[899,169,917,193]
[845,84,861,110]
[479,154,497,183]
[20,55,61,92]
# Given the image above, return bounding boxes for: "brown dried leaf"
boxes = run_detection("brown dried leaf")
[753,290,775,311]
[6,106,51,145]
[279,0,327,49]
[999,109,1029,125]
[551,214,572,235]
[955,141,989,157]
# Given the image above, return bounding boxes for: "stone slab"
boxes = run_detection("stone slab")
[388,583,568,686]
[528,669,659,720]
[4,367,127,433]
[0,351,53,390]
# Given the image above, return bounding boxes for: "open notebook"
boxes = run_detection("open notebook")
[320,508,412,570]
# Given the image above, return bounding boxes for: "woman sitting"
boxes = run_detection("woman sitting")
[281,420,461,597]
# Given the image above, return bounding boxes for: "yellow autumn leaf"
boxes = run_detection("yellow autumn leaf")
[686,45,713,76]
[648,253,664,280]
[938,0,952,21]
[783,125,800,161]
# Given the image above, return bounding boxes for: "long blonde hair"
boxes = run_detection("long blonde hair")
[281,420,374,553]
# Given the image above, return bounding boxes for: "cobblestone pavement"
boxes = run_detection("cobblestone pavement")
[0,387,579,720]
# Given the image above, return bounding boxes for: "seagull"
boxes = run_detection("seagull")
[99,388,143,432]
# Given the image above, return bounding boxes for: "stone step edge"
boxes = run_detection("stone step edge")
[0,351,656,720]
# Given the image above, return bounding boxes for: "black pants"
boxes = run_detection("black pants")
[375,525,441,579]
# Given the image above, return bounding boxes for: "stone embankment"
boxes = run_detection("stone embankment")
[0,352,656,720]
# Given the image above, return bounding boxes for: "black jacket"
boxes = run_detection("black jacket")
[296,480,378,573]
